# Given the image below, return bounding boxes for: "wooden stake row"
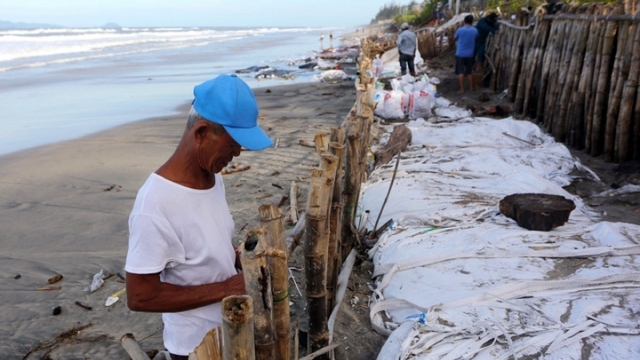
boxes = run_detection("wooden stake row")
[486,5,640,162]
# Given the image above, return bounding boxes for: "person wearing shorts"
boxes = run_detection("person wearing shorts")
[454,15,478,94]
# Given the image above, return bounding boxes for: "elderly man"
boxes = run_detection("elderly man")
[125,74,272,360]
[397,22,417,76]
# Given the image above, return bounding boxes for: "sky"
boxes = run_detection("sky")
[1,0,401,28]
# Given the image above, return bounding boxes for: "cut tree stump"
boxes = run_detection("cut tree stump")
[499,193,576,231]
[374,124,411,168]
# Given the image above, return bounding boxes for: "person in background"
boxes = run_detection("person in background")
[475,12,499,69]
[454,15,478,94]
[125,74,273,360]
[397,22,417,76]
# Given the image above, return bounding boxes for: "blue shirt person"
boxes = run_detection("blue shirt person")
[454,15,478,94]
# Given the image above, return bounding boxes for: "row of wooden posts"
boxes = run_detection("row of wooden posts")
[486,4,640,163]
[183,40,378,360]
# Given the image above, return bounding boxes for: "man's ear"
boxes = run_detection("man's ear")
[193,121,210,144]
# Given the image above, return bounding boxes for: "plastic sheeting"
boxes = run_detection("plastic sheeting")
[361,107,640,359]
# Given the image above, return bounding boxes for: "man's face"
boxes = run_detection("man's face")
[198,123,242,174]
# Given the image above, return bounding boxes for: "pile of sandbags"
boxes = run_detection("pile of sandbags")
[373,74,437,120]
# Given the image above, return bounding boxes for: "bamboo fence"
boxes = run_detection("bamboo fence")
[224,39,377,359]
[485,4,640,162]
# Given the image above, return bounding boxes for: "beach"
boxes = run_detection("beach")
[0,79,369,358]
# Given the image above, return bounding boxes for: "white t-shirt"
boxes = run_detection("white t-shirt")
[125,173,236,355]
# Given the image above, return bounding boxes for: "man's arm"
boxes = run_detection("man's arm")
[126,272,246,313]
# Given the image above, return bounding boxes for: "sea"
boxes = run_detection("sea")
[0,26,349,155]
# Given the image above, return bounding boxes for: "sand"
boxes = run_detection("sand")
[1,80,362,359]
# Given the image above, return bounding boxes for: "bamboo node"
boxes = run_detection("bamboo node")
[272,289,290,303]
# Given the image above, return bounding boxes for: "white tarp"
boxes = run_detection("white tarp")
[360,109,640,359]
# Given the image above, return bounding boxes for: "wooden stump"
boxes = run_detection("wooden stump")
[374,124,411,168]
[499,193,576,231]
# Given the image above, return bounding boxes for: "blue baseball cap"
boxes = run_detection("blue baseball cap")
[193,74,273,150]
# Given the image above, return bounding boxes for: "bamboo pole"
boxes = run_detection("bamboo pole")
[222,296,255,360]
[591,16,618,157]
[569,13,600,148]
[190,327,223,360]
[545,19,572,131]
[556,18,589,142]
[240,229,276,360]
[536,20,562,124]
[585,7,610,153]
[121,334,151,360]
[604,18,632,162]
[258,205,290,360]
[326,128,345,313]
[305,169,333,358]
[615,22,640,161]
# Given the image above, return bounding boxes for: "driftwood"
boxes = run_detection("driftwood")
[499,193,576,231]
[299,140,316,148]
[222,296,255,360]
[221,165,250,175]
[374,125,411,168]
[258,205,290,360]
[240,229,276,360]
[189,327,222,360]
[289,181,299,224]
[298,343,340,360]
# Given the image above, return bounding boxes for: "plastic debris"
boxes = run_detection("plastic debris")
[85,269,104,293]
[105,288,126,307]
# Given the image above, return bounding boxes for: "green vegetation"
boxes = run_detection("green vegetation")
[369,0,442,27]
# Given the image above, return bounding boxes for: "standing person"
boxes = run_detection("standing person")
[125,74,273,360]
[397,22,417,76]
[475,12,499,68]
[320,32,324,50]
[329,31,333,48]
[454,15,478,94]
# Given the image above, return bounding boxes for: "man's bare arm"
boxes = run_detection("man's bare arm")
[125,272,246,313]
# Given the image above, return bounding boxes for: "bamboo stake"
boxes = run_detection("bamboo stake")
[591,16,618,156]
[326,128,345,313]
[189,327,223,360]
[604,19,632,162]
[305,168,332,357]
[536,20,562,124]
[222,296,255,360]
[615,22,640,161]
[556,18,589,142]
[240,229,276,360]
[569,15,599,148]
[258,205,290,360]
[121,333,151,360]
[585,7,610,153]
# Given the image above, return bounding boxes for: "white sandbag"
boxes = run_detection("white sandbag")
[374,90,387,117]
[410,89,434,120]
[383,90,405,119]
[319,70,348,82]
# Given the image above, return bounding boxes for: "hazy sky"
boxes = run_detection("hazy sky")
[1,0,398,28]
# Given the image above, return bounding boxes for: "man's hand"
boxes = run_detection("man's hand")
[223,273,246,297]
